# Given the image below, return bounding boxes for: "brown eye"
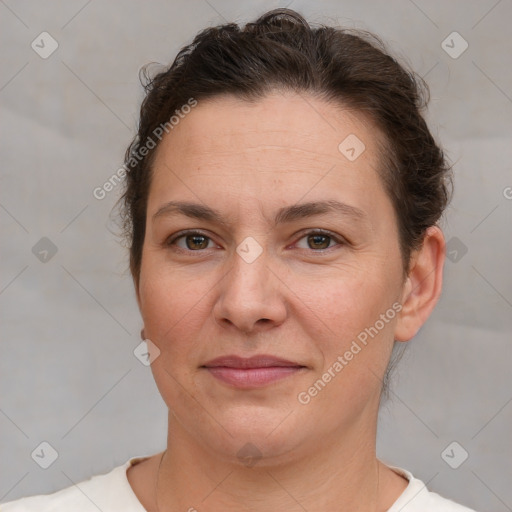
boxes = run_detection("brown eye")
[307,234,331,250]
[185,234,210,250]
[294,230,344,251]
[167,231,215,251]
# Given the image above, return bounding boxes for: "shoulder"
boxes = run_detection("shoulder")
[0,456,149,512]
[388,466,478,512]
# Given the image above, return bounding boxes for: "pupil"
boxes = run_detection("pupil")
[309,234,329,249]
[187,235,207,250]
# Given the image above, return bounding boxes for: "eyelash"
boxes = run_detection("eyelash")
[165,229,346,254]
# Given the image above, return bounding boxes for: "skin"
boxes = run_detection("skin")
[127,90,445,511]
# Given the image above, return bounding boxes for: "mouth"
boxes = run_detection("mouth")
[201,355,307,388]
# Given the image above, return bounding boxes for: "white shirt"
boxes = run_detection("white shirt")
[1,455,477,511]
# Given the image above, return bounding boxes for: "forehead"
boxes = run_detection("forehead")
[148,91,391,220]
[154,91,382,167]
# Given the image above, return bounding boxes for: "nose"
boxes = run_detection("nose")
[212,248,288,334]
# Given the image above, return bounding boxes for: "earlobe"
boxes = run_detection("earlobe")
[394,226,446,342]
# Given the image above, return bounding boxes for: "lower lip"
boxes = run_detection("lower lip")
[204,366,304,388]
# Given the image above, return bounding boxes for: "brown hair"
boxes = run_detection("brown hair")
[118,7,452,284]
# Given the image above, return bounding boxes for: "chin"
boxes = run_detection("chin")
[196,408,313,465]
[213,432,303,469]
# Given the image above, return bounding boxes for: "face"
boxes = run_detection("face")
[137,90,408,464]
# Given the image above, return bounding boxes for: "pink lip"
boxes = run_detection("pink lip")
[202,355,306,388]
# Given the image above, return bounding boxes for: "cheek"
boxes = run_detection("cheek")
[296,277,398,410]
[139,261,214,409]
[291,263,401,400]
[138,257,214,350]
[290,261,399,340]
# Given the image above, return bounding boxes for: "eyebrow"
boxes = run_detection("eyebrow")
[152,200,367,226]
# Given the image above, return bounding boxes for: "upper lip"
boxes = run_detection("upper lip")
[202,355,304,369]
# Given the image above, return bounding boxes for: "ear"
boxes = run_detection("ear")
[394,226,445,342]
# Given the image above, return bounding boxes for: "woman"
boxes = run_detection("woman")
[1,8,477,512]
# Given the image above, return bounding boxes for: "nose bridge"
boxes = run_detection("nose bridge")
[214,238,287,331]
[228,239,272,300]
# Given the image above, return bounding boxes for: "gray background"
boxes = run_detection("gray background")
[1,0,511,510]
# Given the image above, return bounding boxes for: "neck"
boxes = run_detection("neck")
[155,411,390,512]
